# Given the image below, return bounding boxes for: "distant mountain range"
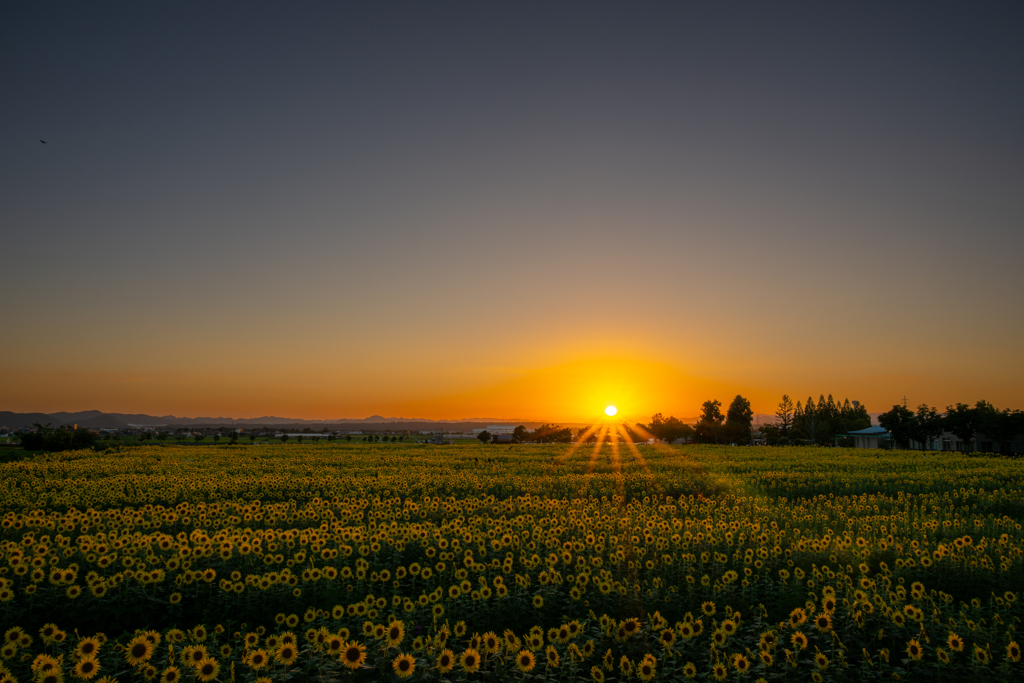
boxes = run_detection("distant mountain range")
[0,410,546,430]
[0,409,876,431]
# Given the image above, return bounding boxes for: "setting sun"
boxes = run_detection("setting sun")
[605,405,617,417]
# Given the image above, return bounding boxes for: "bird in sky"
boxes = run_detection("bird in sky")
[39,139,46,143]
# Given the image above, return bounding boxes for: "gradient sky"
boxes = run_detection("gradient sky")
[3,2,1022,422]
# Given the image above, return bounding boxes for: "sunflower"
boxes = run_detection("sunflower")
[682,662,698,679]
[947,633,964,652]
[387,621,405,648]
[906,639,923,661]
[275,644,298,666]
[936,648,950,664]
[460,648,481,673]
[702,601,716,617]
[516,649,536,672]
[392,653,415,678]
[246,649,268,670]
[712,662,728,680]
[638,659,656,680]
[185,646,208,667]
[760,651,774,666]
[733,653,750,672]
[546,646,560,667]
[533,595,544,608]
[483,632,500,654]
[659,629,677,648]
[196,658,219,682]
[436,648,455,673]
[33,654,61,674]
[76,638,101,658]
[814,613,832,632]
[72,656,100,680]
[791,632,808,650]
[341,642,366,670]
[1007,641,1021,663]
[974,646,990,665]
[159,666,181,683]
[326,637,343,655]
[721,619,737,636]
[814,651,830,669]
[789,608,807,627]
[590,665,605,682]
[125,636,154,666]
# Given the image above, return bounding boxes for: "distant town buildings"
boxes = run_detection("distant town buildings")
[471,425,516,436]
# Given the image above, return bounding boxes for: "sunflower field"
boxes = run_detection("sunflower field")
[1,442,1022,682]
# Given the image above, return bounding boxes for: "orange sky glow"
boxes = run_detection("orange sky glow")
[3,5,1022,422]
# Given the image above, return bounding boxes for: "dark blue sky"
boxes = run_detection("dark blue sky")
[2,2,1022,418]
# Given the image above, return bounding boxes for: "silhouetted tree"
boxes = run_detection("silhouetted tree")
[513,425,530,444]
[878,404,916,449]
[775,395,795,436]
[724,395,753,444]
[18,423,96,452]
[910,404,943,450]
[944,403,978,452]
[694,400,725,444]
[646,413,693,443]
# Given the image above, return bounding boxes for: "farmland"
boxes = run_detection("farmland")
[1,443,1022,682]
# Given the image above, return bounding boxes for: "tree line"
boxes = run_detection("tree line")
[760,394,872,446]
[638,393,873,446]
[642,395,756,444]
[877,400,1023,452]
[16,423,98,451]
[477,424,575,444]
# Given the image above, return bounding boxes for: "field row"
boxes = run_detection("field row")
[1,444,1022,681]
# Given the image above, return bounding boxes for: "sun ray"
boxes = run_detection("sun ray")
[626,421,657,442]
[585,425,609,475]
[624,420,686,457]
[554,422,602,468]
[616,423,651,473]
[608,425,624,499]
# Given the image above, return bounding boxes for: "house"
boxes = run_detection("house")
[838,426,892,449]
